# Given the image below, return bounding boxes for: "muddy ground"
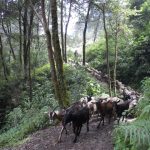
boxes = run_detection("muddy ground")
[4,118,114,150]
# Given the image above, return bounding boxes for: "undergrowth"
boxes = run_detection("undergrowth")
[114,78,150,150]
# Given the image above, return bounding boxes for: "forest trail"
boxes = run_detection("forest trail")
[8,119,114,150]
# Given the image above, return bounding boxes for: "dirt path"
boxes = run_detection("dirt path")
[8,119,114,150]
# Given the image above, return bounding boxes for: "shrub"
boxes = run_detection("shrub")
[114,78,150,150]
[86,40,105,70]
[64,64,108,102]
[32,64,50,82]
[0,107,49,147]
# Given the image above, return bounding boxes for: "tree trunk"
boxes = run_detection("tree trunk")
[23,1,28,80]
[48,0,51,26]
[0,35,8,81]
[93,13,101,42]
[60,0,65,61]
[64,0,72,63]
[113,25,119,96]
[1,20,16,60]
[18,7,23,73]
[82,1,91,66]
[41,0,64,108]
[23,0,34,82]
[102,4,112,96]
[51,0,69,107]
[34,21,40,68]
[27,8,34,102]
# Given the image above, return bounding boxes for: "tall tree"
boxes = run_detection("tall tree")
[0,34,8,81]
[22,0,34,81]
[1,18,16,61]
[60,0,65,61]
[27,7,34,101]
[113,23,119,96]
[93,2,112,96]
[18,0,23,72]
[93,13,101,42]
[102,3,112,96]
[64,0,72,63]
[30,0,69,108]
[82,0,92,66]
[22,0,28,80]
[40,0,64,107]
[51,0,69,107]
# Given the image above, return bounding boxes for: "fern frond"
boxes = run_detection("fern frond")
[140,105,150,119]
[116,120,150,148]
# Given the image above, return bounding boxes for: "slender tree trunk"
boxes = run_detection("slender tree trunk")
[36,22,40,49]
[60,0,65,61]
[34,21,40,68]
[113,25,119,96]
[82,1,91,66]
[51,0,69,107]
[93,13,101,42]
[28,45,32,101]
[41,0,64,108]
[102,4,112,96]
[6,22,16,60]
[1,20,16,60]
[48,0,51,26]
[0,35,8,81]
[23,1,28,80]
[27,8,34,102]
[18,7,23,72]
[64,0,72,63]
[46,30,63,107]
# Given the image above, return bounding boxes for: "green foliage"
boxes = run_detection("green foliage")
[86,37,128,77]
[0,64,54,148]
[127,0,150,85]
[86,0,149,88]
[5,107,23,129]
[32,64,50,82]
[0,81,54,147]
[136,78,150,115]
[114,78,150,150]
[64,64,88,101]
[114,120,150,150]
[0,107,49,147]
[64,64,108,102]
[86,39,105,70]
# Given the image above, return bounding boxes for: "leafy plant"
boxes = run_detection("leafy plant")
[114,78,150,150]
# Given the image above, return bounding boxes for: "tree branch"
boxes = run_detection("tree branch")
[29,0,44,28]
[92,2,103,11]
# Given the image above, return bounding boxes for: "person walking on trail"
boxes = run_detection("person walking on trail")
[74,50,79,63]
[74,50,78,58]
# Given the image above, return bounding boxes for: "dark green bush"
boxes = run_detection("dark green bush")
[0,107,49,147]
[64,64,108,102]
[114,78,150,150]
